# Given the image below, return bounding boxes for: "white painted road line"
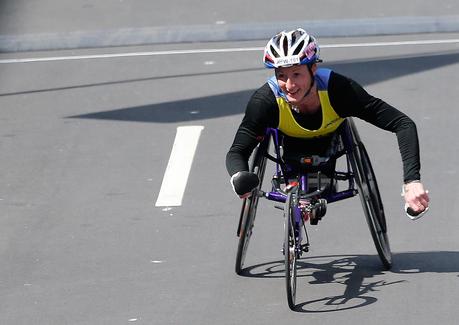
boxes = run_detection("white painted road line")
[155,126,204,207]
[1,38,459,64]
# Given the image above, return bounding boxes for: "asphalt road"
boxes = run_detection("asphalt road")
[2,0,459,34]
[1,2,459,324]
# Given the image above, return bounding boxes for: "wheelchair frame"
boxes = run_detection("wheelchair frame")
[234,118,391,310]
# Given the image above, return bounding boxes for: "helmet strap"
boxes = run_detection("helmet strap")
[301,65,316,99]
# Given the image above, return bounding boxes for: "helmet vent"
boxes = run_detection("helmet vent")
[282,37,289,56]
[292,40,304,55]
[270,45,280,58]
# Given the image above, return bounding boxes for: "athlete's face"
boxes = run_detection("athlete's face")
[275,65,316,105]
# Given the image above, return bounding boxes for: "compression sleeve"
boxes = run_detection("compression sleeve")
[225,83,278,176]
[328,72,421,182]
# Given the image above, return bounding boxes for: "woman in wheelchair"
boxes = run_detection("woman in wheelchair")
[226,28,430,217]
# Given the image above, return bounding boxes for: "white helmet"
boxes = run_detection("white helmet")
[263,28,320,68]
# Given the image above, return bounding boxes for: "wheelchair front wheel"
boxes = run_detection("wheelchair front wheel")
[350,123,392,270]
[285,191,298,310]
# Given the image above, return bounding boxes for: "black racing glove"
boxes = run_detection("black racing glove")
[230,171,260,198]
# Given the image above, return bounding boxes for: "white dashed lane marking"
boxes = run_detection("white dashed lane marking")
[155,126,204,207]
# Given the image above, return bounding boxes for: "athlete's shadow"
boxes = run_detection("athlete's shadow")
[239,251,459,312]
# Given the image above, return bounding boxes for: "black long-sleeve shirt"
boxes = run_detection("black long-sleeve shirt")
[226,70,421,183]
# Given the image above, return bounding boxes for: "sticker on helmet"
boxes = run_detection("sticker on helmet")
[274,55,301,66]
[305,42,317,59]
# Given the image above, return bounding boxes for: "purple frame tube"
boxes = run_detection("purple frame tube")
[263,120,358,206]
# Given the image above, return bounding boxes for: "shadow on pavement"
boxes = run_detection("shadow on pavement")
[63,50,459,123]
[391,251,459,274]
[0,67,262,97]
[237,251,459,312]
[72,89,254,123]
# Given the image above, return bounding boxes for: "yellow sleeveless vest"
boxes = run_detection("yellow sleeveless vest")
[268,69,344,138]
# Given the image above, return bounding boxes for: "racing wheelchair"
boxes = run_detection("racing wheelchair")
[234,118,391,310]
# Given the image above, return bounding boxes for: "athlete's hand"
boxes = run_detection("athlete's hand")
[403,181,430,215]
[230,171,260,199]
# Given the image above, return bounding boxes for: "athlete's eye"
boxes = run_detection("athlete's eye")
[276,73,286,81]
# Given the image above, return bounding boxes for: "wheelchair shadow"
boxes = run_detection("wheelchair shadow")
[239,251,459,313]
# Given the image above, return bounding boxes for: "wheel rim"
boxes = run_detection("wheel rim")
[349,125,391,268]
[235,147,267,274]
[358,145,392,267]
[240,197,257,264]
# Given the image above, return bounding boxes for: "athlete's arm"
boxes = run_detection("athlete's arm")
[328,71,429,214]
[225,83,278,176]
[328,71,420,182]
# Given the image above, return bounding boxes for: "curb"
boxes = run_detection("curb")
[1,15,459,52]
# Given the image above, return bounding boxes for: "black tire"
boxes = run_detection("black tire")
[349,120,392,269]
[235,139,269,275]
[285,191,298,310]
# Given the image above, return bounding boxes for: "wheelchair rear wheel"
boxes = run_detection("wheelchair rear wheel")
[349,121,392,269]
[235,139,269,275]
